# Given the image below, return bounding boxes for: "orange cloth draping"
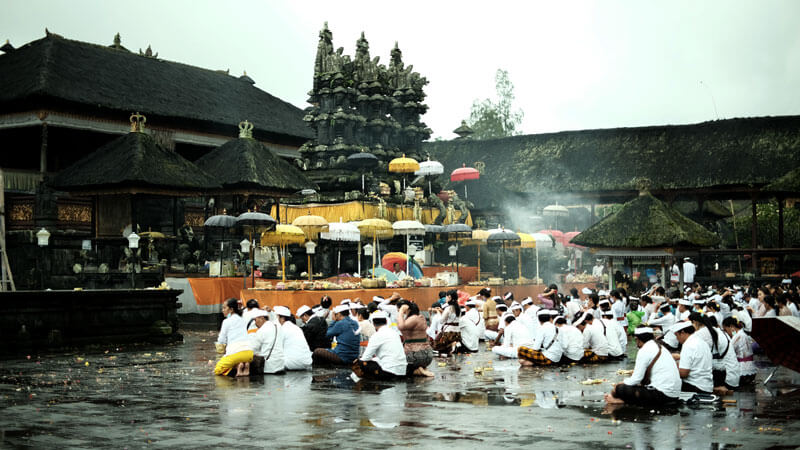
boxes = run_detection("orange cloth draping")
[187,277,253,305]
[421,266,479,283]
[238,283,596,312]
[270,201,472,226]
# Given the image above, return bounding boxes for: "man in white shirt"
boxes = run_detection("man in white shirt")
[605,327,681,406]
[518,310,562,365]
[249,310,285,375]
[491,313,534,359]
[610,290,628,328]
[274,306,312,371]
[647,304,676,331]
[517,299,537,338]
[673,321,713,394]
[353,311,407,380]
[592,260,604,278]
[601,311,625,359]
[677,299,692,321]
[682,257,696,284]
[554,316,584,363]
[574,312,609,363]
[459,300,481,353]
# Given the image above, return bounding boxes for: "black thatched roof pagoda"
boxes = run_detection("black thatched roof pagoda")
[571,192,720,249]
[194,121,318,196]
[53,114,219,195]
[0,33,312,142]
[424,115,800,205]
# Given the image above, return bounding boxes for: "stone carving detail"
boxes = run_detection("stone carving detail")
[57,204,91,223]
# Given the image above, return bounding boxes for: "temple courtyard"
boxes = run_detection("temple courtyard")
[1,330,799,448]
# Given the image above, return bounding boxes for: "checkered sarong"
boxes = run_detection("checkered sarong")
[581,349,608,363]
[517,346,554,365]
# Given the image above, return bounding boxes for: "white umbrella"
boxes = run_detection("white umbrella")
[392,220,425,273]
[529,232,554,282]
[414,158,444,196]
[543,203,569,229]
[320,219,360,277]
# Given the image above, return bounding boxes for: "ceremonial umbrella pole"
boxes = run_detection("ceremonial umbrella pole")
[529,233,554,283]
[516,232,537,283]
[392,220,425,276]
[468,229,490,282]
[443,223,472,281]
[347,150,379,193]
[236,211,277,287]
[487,227,521,284]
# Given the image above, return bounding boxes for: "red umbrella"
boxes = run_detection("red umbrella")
[457,289,471,306]
[450,164,480,199]
[564,231,584,248]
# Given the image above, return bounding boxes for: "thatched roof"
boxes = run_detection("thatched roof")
[194,136,317,196]
[52,131,219,195]
[571,192,720,248]
[424,115,800,202]
[0,34,312,142]
[764,167,800,194]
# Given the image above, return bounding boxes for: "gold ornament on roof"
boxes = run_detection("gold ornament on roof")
[130,112,146,132]
[238,120,254,139]
[474,161,486,174]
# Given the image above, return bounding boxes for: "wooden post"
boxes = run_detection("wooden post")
[661,259,666,287]
[40,123,48,173]
[608,256,614,291]
[275,197,281,224]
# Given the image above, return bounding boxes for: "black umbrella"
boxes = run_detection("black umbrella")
[348,151,379,192]
[751,316,800,382]
[204,214,238,277]
[424,224,444,234]
[236,212,277,288]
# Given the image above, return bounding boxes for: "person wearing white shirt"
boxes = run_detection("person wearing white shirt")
[458,301,481,353]
[554,317,584,363]
[484,303,508,342]
[647,304,676,331]
[722,317,757,386]
[592,261,604,278]
[522,300,540,337]
[605,327,681,406]
[673,321,713,394]
[682,257,696,284]
[427,305,443,340]
[610,291,628,328]
[601,311,625,358]
[732,306,752,333]
[249,310,285,375]
[574,311,609,362]
[491,314,533,359]
[353,311,407,380]
[690,312,739,391]
[677,299,692,321]
[214,298,254,377]
[273,306,312,371]
[518,310,562,365]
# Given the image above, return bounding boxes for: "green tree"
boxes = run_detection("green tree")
[466,69,524,139]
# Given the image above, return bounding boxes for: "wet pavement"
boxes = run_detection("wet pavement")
[2,330,800,449]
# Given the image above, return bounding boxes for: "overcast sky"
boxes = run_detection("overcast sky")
[3,1,799,139]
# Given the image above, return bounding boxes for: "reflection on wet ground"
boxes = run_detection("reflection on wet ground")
[1,330,799,448]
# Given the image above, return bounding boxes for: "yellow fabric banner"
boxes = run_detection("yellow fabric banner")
[270,201,472,226]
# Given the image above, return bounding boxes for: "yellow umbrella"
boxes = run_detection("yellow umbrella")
[388,154,420,173]
[357,218,394,278]
[292,213,328,281]
[261,224,306,282]
[515,232,537,283]
[463,229,490,282]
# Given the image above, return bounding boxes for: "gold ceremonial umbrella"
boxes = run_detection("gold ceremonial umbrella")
[358,218,394,278]
[388,154,420,191]
[261,224,306,282]
[291,213,328,280]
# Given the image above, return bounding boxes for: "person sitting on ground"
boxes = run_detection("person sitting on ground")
[672,321,713,394]
[600,310,625,359]
[356,307,376,340]
[433,292,462,355]
[242,298,262,333]
[554,315,584,364]
[540,284,558,309]
[483,298,506,342]
[397,302,434,377]
[427,304,443,341]
[646,303,676,331]
[214,298,254,377]
[689,312,739,393]
[482,290,499,333]
[433,291,448,308]
[297,304,331,351]
[721,316,757,386]
[457,299,481,353]
[574,311,608,363]
[275,306,312,371]
[605,326,681,406]
[352,311,408,381]
[249,309,285,375]
[491,313,533,359]
[518,309,562,366]
[312,304,360,366]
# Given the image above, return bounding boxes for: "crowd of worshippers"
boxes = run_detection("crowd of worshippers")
[213,280,795,407]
